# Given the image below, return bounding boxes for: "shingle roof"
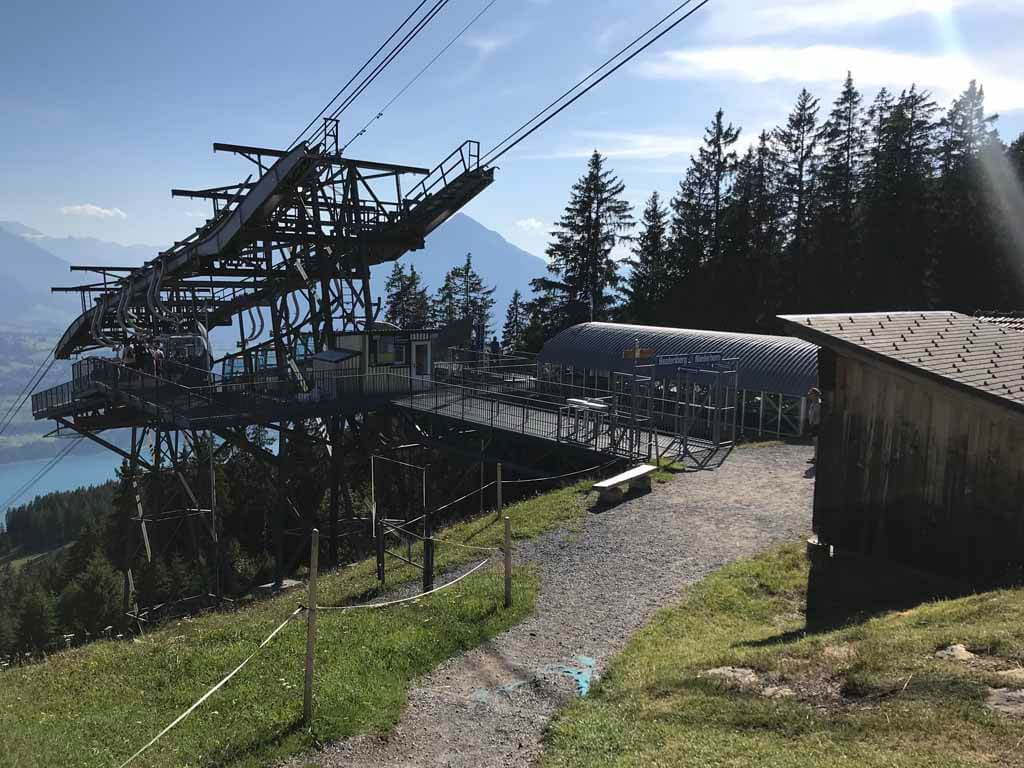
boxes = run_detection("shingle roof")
[537,322,818,397]
[778,311,1024,409]
[976,312,1024,333]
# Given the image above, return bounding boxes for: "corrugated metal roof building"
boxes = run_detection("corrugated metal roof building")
[779,311,1024,622]
[537,322,819,436]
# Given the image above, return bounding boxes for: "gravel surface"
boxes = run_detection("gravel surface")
[291,443,814,768]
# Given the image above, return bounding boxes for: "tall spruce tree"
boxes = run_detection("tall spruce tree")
[860,85,939,308]
[383,263,408,327]
[936,81,1004,310]
[775,89,821,307]
[666,110,739,326]
[814,73,866,308]
[623,191,670,323]
[721,131,785,329]
[501,289,527,350]
[540,151,633,326]
[431,265,461,328]
[383,263,430,328]
[700,109,741,265]
[432,254,495,347]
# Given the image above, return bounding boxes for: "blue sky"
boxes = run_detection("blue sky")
[1,0,1021,261]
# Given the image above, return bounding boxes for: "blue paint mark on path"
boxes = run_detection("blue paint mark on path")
[471,655,597,702]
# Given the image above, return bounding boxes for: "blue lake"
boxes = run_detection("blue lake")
[1,450,122,511]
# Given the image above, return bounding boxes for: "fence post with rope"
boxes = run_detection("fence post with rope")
[304,528,319,725]
[495,461,503,521]
[504,515,512,609]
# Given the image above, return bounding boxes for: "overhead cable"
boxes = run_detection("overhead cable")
[0,349,57,438]
[481,0,713,164]
[0,437,83,511]
[342,0,503,153]
[288,0,432,149]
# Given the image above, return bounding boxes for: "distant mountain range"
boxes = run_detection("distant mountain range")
[0,213,545,334]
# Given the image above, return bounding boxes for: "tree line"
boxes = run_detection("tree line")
[518,77,1024,347]
[383,254,497,349]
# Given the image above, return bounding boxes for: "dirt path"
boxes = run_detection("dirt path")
[293,443,814,768]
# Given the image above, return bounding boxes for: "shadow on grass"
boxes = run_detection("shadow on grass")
[209,714,309,767]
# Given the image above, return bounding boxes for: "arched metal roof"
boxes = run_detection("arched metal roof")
[537,322,818,397]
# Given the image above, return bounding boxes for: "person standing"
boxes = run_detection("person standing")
[806,387,821,464]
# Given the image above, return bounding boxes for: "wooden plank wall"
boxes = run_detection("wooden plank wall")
[815,351,1024,585]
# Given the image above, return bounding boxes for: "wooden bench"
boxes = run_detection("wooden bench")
[593,463,656,505]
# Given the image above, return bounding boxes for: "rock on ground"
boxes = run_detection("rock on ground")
[289,443,814,768]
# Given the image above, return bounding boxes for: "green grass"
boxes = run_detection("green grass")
[0,480,593,767]
[543,543,1024,768]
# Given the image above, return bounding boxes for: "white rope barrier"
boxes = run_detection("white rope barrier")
[432,480,497,513]
[502,458,620,485]
[115,605,306,768]
[316,557,491,611]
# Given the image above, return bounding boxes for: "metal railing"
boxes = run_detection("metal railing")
[31,358,655,461]
[403,141,481,211]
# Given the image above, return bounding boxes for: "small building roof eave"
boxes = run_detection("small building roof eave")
[777,312,1024,417]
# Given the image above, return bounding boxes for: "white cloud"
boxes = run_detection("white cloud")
[515,217,545,231]
[701,0,1001,40]
[464,34,513,58]
[59,203,127,219]
[637,45,1024,112]
[528,130,702,161]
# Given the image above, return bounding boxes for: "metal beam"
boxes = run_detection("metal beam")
[213,142,430,174]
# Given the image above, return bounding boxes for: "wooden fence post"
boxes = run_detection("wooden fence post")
[503,515,512,609]
[303,528,319,725]
[495,462,503,521]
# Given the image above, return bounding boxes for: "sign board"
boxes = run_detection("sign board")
[622,347,656,360]
[657,351,724,368]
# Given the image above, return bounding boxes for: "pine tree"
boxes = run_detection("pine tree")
[383,263,430,328]
[58,552,123,635]
[860,85,939,308]
[775,89,821,306]
[431,267,461,328]
[721,133,785,329]
[700,109,741,264]
[405,266,431,329]
[1010,133,1024,176]
[936,81,1004,310]
[17,585,57,650]
[665,110,740,326]
[541,151,634,327]
[814,73,866,308]
[667,160,711,323]
[501,290,527,350]
[383,263,408,327]
[521,278,566,350]
[623,191,670,323]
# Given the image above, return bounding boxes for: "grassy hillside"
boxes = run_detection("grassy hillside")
[543,543,1024,767]
[0,480,593,767]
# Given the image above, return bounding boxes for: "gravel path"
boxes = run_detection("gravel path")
[293,443,814,768]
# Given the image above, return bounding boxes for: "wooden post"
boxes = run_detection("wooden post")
[495,462,503,521]
[303,528,319,725]
[503,515,512,609]
[375,517,385,584]
[422,468,433,592]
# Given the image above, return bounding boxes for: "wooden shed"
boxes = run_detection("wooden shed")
[778,311,1024,621]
